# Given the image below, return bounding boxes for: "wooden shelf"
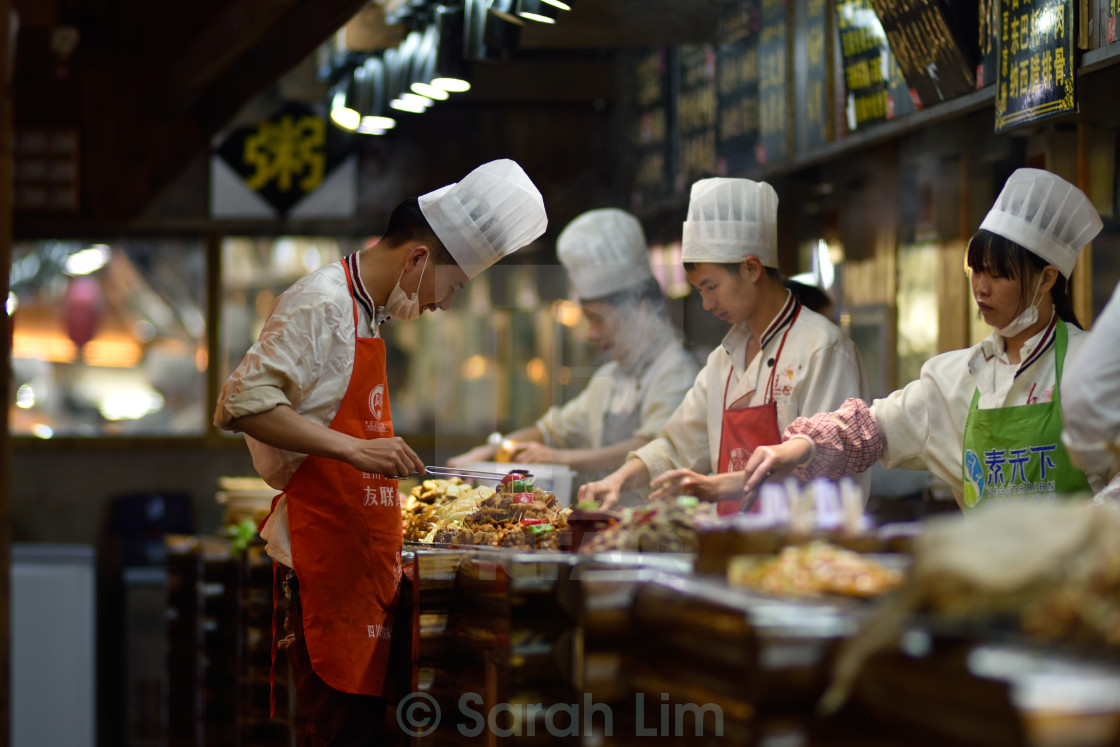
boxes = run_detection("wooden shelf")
[757,86,997,180]
[1080,41,1120,74]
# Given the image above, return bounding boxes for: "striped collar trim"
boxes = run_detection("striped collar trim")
[760,291,799,350]
[1016,312,1058,378]
[345,252,377,326]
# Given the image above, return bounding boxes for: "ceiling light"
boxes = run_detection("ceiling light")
[64,244,111,276]
[411,81,449,100]
[430,5,471,92]
[466,0,523,62]
[542,0,571,9]
[329,74,360,131]
[401,92,434,107]
[517,0,558,23]
[389,97,427,114]
[362,115,397,130]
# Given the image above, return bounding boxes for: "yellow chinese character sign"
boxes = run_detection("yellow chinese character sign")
[995,0,1075,132]
[216,102,351,215]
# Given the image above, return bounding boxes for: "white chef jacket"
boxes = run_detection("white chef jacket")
[214,255,382,567]
[871,314,1108,503]
[536,338,700,448]
[1062,281,1120,479]
[214,255,383,488]
[633,293,870,491]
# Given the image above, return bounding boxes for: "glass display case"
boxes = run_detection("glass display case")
[9,238,206,437]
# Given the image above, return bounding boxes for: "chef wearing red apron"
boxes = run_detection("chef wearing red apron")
[214,159,549,745]
[716,305,801,514]
[578,178,869,510]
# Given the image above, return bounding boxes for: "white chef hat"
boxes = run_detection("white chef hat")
[681,178,779,266]
[418,159,548,279]
[557,208,654,300]
[979,168,1103,279]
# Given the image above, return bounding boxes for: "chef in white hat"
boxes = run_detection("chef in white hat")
[580,178,868,512]
[742,168,1117,510]
[214,158,546,743]
[448,208,700,507]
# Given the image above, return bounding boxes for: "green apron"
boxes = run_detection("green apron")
[961,320,1090,509]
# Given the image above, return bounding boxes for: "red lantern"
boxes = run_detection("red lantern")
[63,276,102,351]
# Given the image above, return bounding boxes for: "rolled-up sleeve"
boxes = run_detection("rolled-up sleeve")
[1062,281,1120,475]
[536,385,594,448]
[213,293,331,431]
[632,362,712,479]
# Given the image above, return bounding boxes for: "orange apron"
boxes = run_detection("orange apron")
[716,306,801,515]
[276,259,404,697]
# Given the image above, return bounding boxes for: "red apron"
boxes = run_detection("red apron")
[275,259,404,697]
[716,306,800,515]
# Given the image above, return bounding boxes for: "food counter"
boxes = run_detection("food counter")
[393,474,1120,746]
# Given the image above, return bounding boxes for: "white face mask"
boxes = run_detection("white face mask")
[996,274,1045,338]
[385,255,428,321]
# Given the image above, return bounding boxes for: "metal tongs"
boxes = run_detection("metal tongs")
[421,466,533,483]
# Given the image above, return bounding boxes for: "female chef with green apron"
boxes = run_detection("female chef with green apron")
[740,168,1111,509]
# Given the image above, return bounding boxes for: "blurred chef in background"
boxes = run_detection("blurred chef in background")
[449,208,699,507]
[1062,278,1120,502]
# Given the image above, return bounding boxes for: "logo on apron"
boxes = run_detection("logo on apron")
[963,449,986,507]
[728,448,750,471]
[369,384,385,420]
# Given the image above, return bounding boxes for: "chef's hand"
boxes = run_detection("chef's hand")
[447,445,496,468]
[578,477,623,511]
[509,442,564,464]
[350,436,425,479]
[741,438,813,499]
[648,469,744,503]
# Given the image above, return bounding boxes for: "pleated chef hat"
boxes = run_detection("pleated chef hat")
[682,178,779,266]
[557,209,654,300]
[419,159,548,279]
[979,168,1103,279]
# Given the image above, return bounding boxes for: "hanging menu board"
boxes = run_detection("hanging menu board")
[630,47,673,208]
[869,0,976,108]
[836,0,917,129]
[758,0,791,165]
[716,0,760,176]
[677,45,719,193]
[994,0,1075,132]
[978,0,999,88]
[793,0,832,152]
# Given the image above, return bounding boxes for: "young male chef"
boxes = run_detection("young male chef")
[449,208,699,506]
[579,177,869,512]
[214,159,547,744]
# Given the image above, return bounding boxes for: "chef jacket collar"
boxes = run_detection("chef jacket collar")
[720,290,797,375]
[969,309,1058,380]
[346,252,385,336]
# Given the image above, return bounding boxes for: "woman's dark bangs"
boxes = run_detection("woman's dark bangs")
[966,230,1018,278]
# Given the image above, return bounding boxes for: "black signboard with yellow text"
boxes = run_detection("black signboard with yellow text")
[994,0,1076,132]
[793,0,831,152]
[216,102,352,216]
[836,0,917,130]
[677,45,719,191]
[629,47,674,208]
[716,0,760,176]
[758,0,791,165]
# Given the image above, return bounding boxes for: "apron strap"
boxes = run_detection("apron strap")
[764,305,801,402]
[341,258,361,331]
[722,304,803,409]
[269,562,279,718]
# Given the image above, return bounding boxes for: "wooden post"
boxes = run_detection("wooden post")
[1073,123,1095,325]
[1,0,15,743]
